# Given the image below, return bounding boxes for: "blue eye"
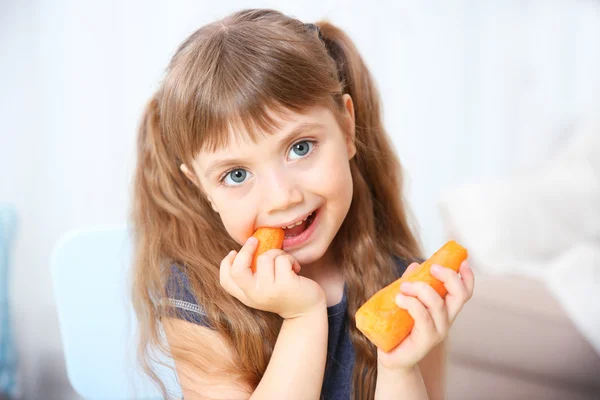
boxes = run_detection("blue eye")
[223,169,251,186]
[289,140,314,160]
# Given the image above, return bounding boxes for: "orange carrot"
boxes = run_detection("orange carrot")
[250,227,285,273]
[355,240,468,352]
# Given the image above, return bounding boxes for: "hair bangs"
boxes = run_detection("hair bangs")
[163,19,338,164]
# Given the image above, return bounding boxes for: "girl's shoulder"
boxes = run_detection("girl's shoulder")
[164,264,211,327]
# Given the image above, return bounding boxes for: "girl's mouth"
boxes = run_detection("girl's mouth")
[282,208,320,250]
[282,210,316,237]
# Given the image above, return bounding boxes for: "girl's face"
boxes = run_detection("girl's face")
[182,95,356,266]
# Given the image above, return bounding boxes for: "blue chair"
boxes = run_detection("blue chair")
[0,205,18,398]
[51,225,181,400]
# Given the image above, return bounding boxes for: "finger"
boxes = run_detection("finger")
[255,249,285,287]
[219,250,246,299]
[292,259,301,274]
[274,254,296,281]
[400,281,449,334]
[395,293,436,338]
[401,262,420,278]
[230,237,258,288]
[459,260,475,299]
[219,250,235,290]
[431,263,471,322]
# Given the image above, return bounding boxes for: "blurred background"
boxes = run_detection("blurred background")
[1,0,599,399]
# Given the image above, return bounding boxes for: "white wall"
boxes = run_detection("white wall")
[1,0,599,398]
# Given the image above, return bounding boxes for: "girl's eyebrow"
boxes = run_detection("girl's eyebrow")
[204,121,326,178]
[204,158,247,178]
[282,121,326,142]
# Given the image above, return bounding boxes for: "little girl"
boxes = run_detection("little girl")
[131,8,474,400]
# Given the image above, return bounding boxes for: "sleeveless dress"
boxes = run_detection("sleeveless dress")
[165,258,409,399]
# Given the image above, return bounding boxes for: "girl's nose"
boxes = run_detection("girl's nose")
[262,168,303,213]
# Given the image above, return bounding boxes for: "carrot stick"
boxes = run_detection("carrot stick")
[355,241,468,352]
[250,228,285,273]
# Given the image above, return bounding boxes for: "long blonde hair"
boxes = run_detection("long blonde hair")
[131,8,422,399]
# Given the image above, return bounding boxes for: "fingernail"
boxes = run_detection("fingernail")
[431,264,442,273]
[246,237,257,245]
[400,282,412,291]
[396,294,407,308]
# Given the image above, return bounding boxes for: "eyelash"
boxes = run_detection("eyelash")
[218,139,319,187]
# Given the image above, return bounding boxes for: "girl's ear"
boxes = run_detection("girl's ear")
[180,163,219,213]
[180,163,199,187]
[206,194,219,213]
[207,198,218,213]
[342,93,357,159]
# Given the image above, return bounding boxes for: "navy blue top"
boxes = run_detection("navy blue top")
[166,258,409,399]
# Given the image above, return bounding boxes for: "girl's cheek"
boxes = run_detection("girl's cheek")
[316,151,352,193]
[217,201,257,243]
[220,215,252,244]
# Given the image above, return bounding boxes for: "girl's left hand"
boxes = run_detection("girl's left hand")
[376,260,475,372]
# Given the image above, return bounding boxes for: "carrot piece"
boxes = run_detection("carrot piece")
[355,240,468,352]
[250,227,285,273]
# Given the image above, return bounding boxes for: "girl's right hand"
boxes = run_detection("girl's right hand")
[219,236,327,319]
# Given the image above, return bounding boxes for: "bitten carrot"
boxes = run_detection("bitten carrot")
[250,227,285,273]
[355,240,468,352]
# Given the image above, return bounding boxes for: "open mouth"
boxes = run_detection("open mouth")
[282,210,317,238]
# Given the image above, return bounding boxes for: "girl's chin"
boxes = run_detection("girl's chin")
[289,243,331,268]
[289,248,320,266]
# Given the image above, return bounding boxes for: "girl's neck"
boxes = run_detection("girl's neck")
[299,251,345,308]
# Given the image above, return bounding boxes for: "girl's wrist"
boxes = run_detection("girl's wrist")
[375,364,428,400]
[377,363,420,379]
[281,300,327,320]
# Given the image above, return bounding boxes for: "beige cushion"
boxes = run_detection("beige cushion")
[448,273,600,393]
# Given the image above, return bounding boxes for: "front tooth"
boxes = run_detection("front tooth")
[283,214,313,229]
